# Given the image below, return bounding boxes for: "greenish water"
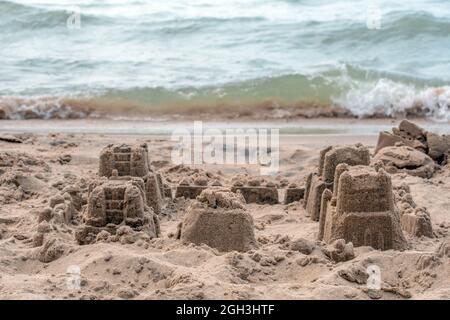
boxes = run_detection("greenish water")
[1,0,449,120]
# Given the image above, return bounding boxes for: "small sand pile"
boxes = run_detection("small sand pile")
[165,164,222,185]
[375,119,450,164]
[374,146,436,178]
[290,238,315,255]
[322,239,355,262]
[37,237,67,263]
[178,188,257,252]
[0,151,50,203]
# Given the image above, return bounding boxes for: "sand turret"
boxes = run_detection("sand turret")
[304,144,370,221]
[318,165,407,250]
[99,143,164,214]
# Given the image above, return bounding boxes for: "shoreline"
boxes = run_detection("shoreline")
[1,118,450,135]
[1,95,446,122]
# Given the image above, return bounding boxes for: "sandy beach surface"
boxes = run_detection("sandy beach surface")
[0,118,449,300]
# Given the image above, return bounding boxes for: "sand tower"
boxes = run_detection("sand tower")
[318,164,407,250]
[304,144,370,221]
[99,143,163,214]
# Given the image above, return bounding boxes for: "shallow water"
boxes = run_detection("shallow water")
[1,0,450,120]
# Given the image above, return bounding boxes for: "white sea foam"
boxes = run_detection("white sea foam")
[334,79,450,121]
[0,96,88,119]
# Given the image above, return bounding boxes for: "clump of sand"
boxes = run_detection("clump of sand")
[374,146,436,178]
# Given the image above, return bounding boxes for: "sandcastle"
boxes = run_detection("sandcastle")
[175,183,207,199]
[178,188,257,252]
[75,143,164,244]
[75,177,160,244]
[318,164,407,250]
[283,183,305,204]
[174,177,211,199]
[176,176,300,206]
[304,144,370,221]
[231,180,279,204]
[99,143,164,214]
[174,176,224,199]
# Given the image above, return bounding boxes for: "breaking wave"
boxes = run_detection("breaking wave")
[1,0,449,121]
[1,72,449,120]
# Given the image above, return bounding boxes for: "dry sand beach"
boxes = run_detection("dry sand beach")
[0,118,449,300]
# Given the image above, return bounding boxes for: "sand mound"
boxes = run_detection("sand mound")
[37,237,67,263]
[375,119,450,164]
[374,146,436,178]
[0,151,51,203]
[322,239,355,262]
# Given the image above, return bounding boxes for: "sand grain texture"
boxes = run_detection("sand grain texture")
[0,124,449,300]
